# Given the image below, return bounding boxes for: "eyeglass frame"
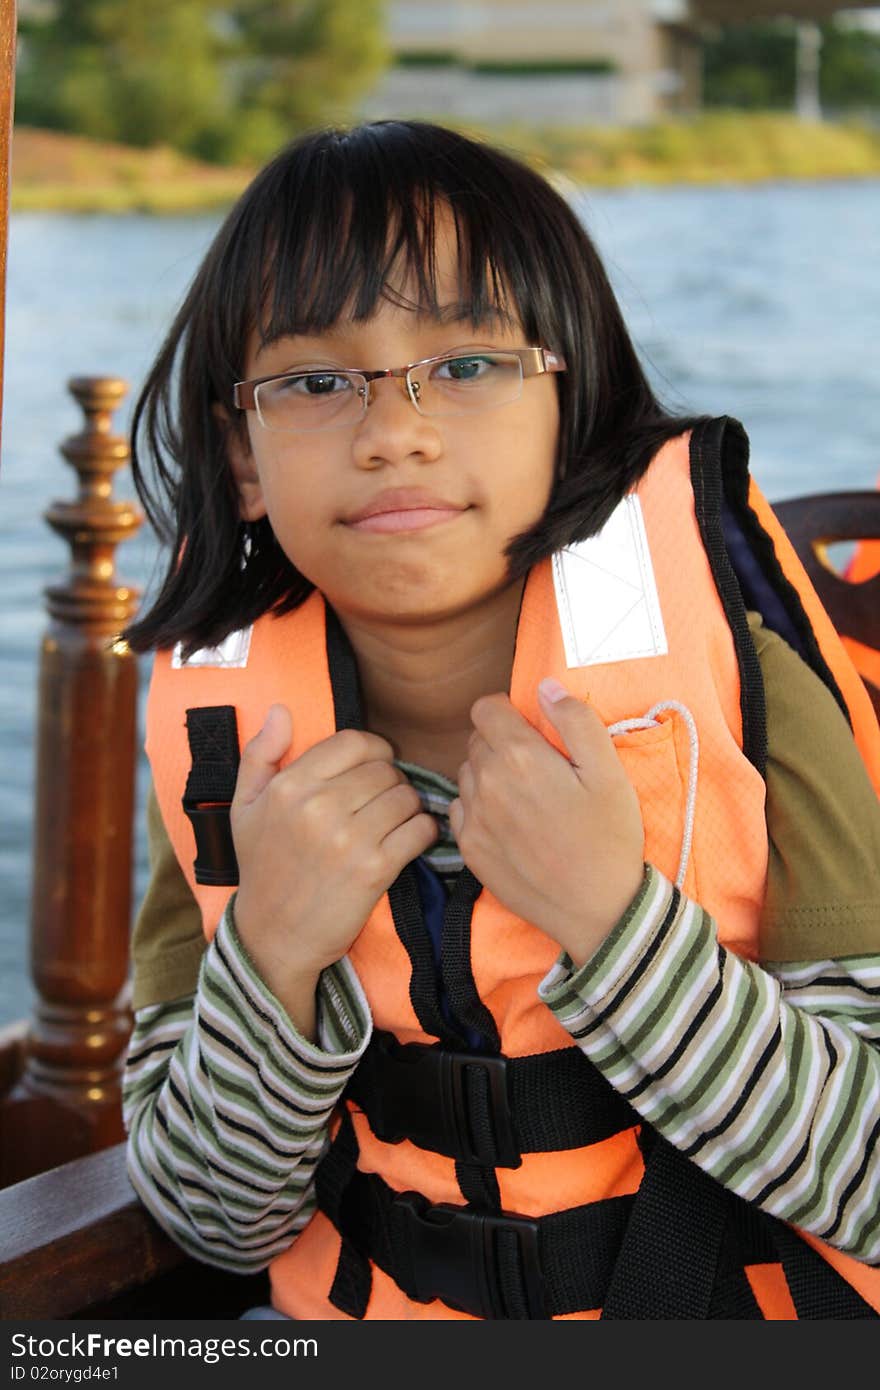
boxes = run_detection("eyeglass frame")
[233,346,567,429]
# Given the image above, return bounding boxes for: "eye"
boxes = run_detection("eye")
[432,355,497,384]
[275,371,354,397]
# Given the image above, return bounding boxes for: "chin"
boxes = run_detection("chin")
[336,575,516,629]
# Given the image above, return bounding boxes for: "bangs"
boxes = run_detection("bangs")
[218,122,554,367]
[264,185,519,340]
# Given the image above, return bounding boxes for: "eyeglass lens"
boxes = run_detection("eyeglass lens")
[253,352,524,433]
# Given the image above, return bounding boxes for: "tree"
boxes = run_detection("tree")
[702,18,880,114]
[819,22,880,112]
[702,21,797,110]
[15,0,389,163]
[16,1,228,152]
[218,1,388,163]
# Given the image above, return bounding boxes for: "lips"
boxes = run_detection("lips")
[343,488,471,536]
[344,489,468,524]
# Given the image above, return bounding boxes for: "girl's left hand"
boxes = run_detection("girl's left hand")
[448,680,645,968]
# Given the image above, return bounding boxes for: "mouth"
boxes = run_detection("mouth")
[345,506,469,535]
[343,489,471,535]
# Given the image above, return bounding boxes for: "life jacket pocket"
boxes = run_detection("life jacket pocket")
[609,703,699,901]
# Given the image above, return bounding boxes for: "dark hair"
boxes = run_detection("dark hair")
[124,119,699,655]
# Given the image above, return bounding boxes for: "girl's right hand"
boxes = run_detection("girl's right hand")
[229,703,438,1007]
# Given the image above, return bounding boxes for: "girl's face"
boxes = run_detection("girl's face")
[227,208,560,629]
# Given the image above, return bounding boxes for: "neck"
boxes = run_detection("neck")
[335,578,526,780]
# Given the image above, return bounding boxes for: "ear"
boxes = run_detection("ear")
[212,402,267,522]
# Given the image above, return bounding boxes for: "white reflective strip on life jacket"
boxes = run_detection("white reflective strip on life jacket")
[172,625,254,669]
[551,494,668,668]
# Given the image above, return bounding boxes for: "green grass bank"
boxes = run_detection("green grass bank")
[11,112,880,214]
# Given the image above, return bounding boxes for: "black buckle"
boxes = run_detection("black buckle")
[371,1035,521,1168]
[182,801,239,886]
[394,1192,547,1319]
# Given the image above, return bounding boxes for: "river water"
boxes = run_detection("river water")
[1,179,878,1025]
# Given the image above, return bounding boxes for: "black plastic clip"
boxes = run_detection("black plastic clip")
[371,1035,522,1168]
[393,1192,547,1319]
[183,802,239,886]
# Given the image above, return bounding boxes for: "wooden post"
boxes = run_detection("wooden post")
[0,0,16,463]
[0,378,143,1187]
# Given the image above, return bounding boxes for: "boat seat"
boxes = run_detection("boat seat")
[0,1142,269,1320]
[772,489,880,719]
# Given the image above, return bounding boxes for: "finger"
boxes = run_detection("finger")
[337,758,409,814]
[470,691,542,752]
[351,777,424,832]
[234,703,293,806]
[382,810,440,873]
[466,727,492,767]
[449,756,476,840]
[297,726,396,782]
[456,759,476,804]
[537,678,615,780]
[354,779,437,853]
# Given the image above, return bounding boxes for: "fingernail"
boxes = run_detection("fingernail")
[538,677,569,704]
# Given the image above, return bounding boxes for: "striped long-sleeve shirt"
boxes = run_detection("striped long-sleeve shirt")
[124,861,880,1274]
[124,614,880,1281]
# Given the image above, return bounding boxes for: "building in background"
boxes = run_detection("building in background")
[359,0,880,125]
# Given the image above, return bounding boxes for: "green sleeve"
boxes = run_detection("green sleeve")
[130,784,206,1009]
[750,610,880,961]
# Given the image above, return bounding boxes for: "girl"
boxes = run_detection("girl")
[123,119,880,1320]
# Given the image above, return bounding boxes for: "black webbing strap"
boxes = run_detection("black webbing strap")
[772,1223,879,1320]
[600,1132,880,1320]
[694,414,850,730]
[317,1112,878,1319]
[600,1134,731,1319]
[313,1108,373,1318]
[689,416,768,777]
[346,1031,639,1168]
[316,1110,634,1319]
[705,1202,766,1319]
[439,866,501,1050]
[182,705,240,886]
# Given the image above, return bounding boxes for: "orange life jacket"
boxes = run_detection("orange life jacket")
[146,417,880,1319]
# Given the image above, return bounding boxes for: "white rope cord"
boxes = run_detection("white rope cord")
[607,701,700,890]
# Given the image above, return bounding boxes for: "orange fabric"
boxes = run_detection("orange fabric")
[145,429,880,1319]
[841,634,880,693]
[848,541,880,584]
[496,1127,645,1215]
[748,481,880,795]
[145,590,336,937]
[799,1232,880,1315]
[744,1264,798,1320]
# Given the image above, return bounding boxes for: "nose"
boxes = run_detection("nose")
[351,376,442,470]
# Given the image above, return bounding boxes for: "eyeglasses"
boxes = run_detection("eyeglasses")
[233,346,567,434]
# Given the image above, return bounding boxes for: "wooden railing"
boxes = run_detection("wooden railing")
[0,379,142,1187]
[0,0,15,461]
[0,1143,270,1319]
